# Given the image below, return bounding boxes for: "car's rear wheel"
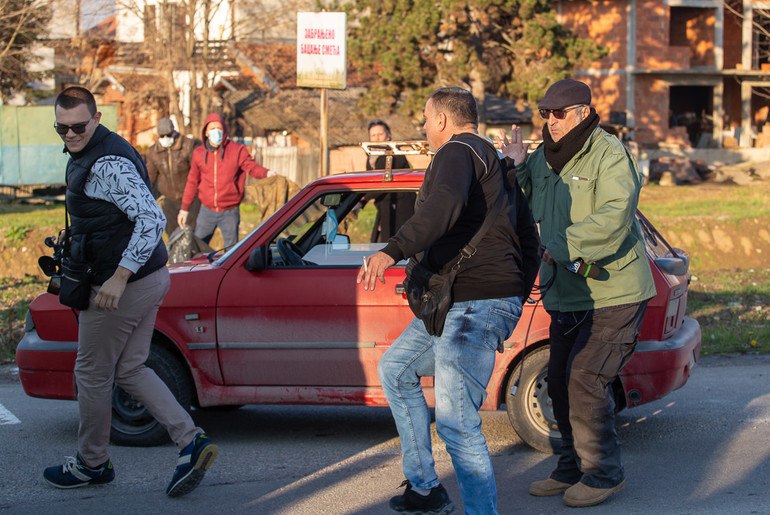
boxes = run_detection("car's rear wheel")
[505,346,561,454]
[110,345,193,447]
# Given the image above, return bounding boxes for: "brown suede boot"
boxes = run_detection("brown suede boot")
[529,478,574,496]
[563,480,626,507]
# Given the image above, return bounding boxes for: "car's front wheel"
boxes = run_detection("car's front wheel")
[505,346,561,454]
[110,345,193,447]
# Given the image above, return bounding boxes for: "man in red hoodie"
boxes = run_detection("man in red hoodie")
[177,113,273,249]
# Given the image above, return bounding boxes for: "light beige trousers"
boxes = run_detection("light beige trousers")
[75,267,201,467]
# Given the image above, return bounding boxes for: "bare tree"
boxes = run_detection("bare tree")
[232,0,315,42]
[724,0,770,67]
[50,0,312,136]
[113,0,232,135]
[0,0,51,102]
[723,0,770,108]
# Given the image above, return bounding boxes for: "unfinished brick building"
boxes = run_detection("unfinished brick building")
[556,0,770,148]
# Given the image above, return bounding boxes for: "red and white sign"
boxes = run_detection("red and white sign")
[297,12,347,89]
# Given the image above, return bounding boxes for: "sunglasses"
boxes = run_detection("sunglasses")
[53,116,93,135]
[539,105,585,120]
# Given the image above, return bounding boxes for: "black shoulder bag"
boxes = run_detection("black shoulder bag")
[402,190,505,337]
[56,208,95,311]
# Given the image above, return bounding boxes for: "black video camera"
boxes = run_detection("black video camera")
[39,229,66,294]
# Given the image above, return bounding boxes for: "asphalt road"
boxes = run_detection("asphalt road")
[1,354,770,514]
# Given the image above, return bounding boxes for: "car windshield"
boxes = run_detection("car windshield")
[277,196,329,242]
[212,218,270,266]
[268,189,416,267]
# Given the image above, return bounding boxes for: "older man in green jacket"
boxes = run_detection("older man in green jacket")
[499,79,656,508]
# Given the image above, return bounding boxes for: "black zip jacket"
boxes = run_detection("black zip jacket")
[382,133,540,302]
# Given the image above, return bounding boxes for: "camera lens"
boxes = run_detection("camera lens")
[38,256,58,277]
[47,276,61,295]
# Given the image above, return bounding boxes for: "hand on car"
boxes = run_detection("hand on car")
[496,125,529,166]
[357,251,395,291]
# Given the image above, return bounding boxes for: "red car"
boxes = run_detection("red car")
[16,152,701,453]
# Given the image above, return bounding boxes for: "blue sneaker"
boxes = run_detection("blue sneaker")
[166,433,218,497]
[43,455,115,489]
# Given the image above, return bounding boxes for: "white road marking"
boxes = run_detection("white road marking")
[0,403,21,425]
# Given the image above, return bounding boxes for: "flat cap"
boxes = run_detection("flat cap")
[157,118,174,136]
[538,79,592,110]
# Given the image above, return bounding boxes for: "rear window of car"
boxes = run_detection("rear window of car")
[637,212,674,259]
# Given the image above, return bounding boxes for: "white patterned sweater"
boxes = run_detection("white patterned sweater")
[82,155,166,274]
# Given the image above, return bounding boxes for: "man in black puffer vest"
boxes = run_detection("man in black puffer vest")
[43,87,217,498]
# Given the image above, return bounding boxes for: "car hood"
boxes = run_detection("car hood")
[167,254,221,273]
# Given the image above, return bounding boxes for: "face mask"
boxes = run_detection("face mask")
[208,129,223,146]
[159,136,174,148]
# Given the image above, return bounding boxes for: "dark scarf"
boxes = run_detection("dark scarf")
[543,108,600,173]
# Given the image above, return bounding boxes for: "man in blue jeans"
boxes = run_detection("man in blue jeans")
[358,87,540,514]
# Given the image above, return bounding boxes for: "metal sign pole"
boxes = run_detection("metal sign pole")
[321,88,329,176]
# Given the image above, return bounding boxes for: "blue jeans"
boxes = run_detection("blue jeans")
[195,205,240,250]
[378,296,523,515]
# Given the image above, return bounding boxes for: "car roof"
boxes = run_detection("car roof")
[308,168,426,187]
[303,140,430,188]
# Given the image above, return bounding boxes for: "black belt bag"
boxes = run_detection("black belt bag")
[58,261,93,311]
[403,259,458,337]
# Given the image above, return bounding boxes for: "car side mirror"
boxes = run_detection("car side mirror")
[321,193,342,207]
[654,256,688,276]
[245,245,269,272]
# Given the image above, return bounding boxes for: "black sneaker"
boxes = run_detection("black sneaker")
[389,480,455,514]
[43,455,115,489]
[166,432,218,497]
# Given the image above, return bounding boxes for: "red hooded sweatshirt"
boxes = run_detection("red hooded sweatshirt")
[181,113,268,212]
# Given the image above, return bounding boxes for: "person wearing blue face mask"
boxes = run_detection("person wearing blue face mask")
[146,117,200,236]
[178,113,275,250]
